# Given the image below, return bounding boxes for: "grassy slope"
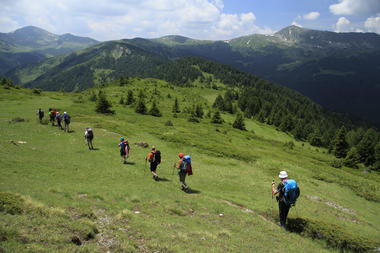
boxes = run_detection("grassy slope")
[0,79,379,253]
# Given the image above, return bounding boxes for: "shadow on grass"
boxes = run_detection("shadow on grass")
[125,161,136,165]
[91,148,100,151]
[67,130,75,133]
[157,177,170,182]
[185,188,201,194]
[287,217,308,233]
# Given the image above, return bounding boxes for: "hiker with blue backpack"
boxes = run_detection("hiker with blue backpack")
[118,137,130,164]
[174,153,193,192]
[272,171,300,229]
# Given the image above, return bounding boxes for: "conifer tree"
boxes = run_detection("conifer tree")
[212,95,225,110]
[172,98,180,113]
[195,104,204,118]
[374,141,380,171]
[135,98,147,114]
[332,126,349,158]
[126,90,135,105]
[357,128,378,166]
[344,147,360,168]
[149,100,162,117]
[232,113,246,130]
[211,111,224,124]
[96,92,113,114]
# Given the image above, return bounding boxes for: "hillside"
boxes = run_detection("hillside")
[0,80,379,252]
[0,26,98,74]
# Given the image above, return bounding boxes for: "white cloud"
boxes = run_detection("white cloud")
[364,15,380,33]
[303,12,320,20]
[0,0,271,41]
[329,0,380,16]
[291,21,303,27]
[334,17,353,32]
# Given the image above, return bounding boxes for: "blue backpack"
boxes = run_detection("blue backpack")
[283,179,300,206]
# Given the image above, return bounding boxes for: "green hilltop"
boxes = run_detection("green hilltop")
[0,77,380,252]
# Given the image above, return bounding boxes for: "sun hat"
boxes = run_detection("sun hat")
[279,171,288,179]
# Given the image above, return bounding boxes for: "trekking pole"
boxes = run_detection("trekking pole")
[172,162,176,175]
[271,179,275,218]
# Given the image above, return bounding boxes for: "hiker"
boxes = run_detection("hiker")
[174,153,192,192]
[56,112,63,130]
[118,137,130,164]
[63,112,71,132]
[36,108,44,123]
[84,128,94,150]
[49,108,56,126]
[272,171,300,229]
[146,146,161,181]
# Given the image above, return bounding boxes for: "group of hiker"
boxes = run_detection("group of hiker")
[37,108,71,132]
[36,108,299,229]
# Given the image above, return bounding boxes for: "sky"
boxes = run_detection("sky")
[1,0,380,41]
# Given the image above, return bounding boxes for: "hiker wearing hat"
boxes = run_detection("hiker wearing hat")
[63,112,71,132]
[174,153,191,192]
[272,171,300,229]
[56,112,63,130]
[146,146,161,181]
[118,137,130,164]
[84,128,94,150]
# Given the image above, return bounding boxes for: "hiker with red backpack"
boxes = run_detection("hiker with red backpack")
[146,146,161,181]
[49,108,56,126]
[118,137,130,164]
[174,153,193,192]
[272,171,300,229]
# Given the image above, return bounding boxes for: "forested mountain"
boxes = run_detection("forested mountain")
[151,26,380,123]
[5,26,380,123]
[0,26,98,74]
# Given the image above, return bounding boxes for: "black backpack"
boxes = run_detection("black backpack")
[86,129,93,139]
[154,150,161,164]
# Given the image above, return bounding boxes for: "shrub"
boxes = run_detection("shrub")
[0,192,25,215]
[165,120,174,126]
[32,88,42,95]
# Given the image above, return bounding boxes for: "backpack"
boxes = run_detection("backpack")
[64,114,70,123]
[283,179,300,206]
[153,150,161,164]
[39,110,44,117]
[182,155,193,175]
[86,129,93,139]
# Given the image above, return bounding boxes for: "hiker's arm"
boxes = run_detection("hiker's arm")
[272,182,279,195]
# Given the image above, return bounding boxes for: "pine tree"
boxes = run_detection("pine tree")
[172,98,180,113]
[126,90,135,105]
[212,95,225,110]
[211,111,224,124]
[195,104,204,118]
[95,92,113,114]
[232,113,246,130]
[135,98,147,114]
[374,141,380,171]
[332,126,349,158]
[344,147,360,168]
[149,101,162,117]
[357,128,378,166]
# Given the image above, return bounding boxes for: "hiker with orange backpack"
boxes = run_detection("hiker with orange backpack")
[146,146,161,181]
[118,137,130,164]
[174,153,192,192]
[272,171,300,229]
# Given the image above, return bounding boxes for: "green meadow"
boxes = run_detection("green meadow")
[0,79,379,252]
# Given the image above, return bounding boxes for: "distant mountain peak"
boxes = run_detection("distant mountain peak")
[158,35,193,43]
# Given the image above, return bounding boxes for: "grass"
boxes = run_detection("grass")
[0,79,379,252]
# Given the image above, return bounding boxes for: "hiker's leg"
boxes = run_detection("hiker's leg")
[179,171,188,189]
[90,139,93,149]
[279,201,288,227]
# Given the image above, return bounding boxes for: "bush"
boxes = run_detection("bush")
[283,141,295,150]
[0,192,25,215]
[165,120,174,126]
[32,88,42,95]
[330,159,343,168]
